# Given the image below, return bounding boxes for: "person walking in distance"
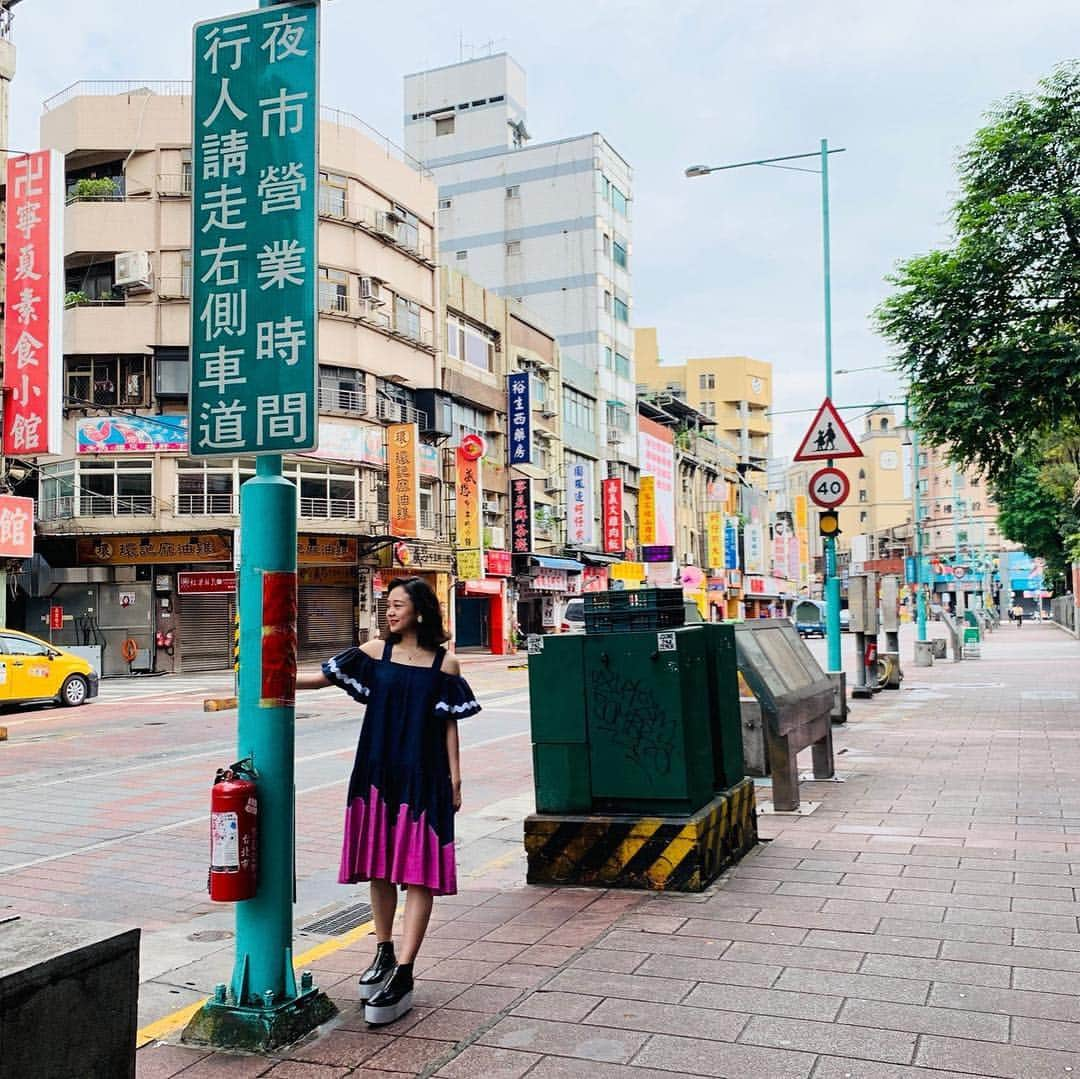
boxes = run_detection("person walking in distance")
[1011,602,1024,628]
[296,576,480,1025]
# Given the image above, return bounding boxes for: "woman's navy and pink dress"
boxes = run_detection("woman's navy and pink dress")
[322,641,480,896]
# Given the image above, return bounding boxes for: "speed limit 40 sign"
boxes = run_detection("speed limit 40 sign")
[809,467,850,509]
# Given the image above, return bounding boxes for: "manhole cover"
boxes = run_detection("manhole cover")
[301,901,373,936]
[187,929,233,943]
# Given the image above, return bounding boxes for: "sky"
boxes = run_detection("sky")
[8,0,1078,455]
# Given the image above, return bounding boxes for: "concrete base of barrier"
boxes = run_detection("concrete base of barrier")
[829,672,848,723]
[914,640,934,667]
[524,779,757,892]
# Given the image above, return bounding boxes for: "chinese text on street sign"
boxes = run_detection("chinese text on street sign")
[0,495,34,559]
[3,151,63,456]
[567,460,593,545]
[191,2,319,456]
[389,423,420,538]
[507,371,532,466]
[510,477,533,556]
[455,441,483,573]
[602,477,623,554]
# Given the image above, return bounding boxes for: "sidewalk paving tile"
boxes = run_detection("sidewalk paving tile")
[584,998,748,1041]
[738,1015,918,1065]
[838,997,1011,1041]
[479,1015,649,1063]
[433,1045,541,1078]
[632,1031,816,1078]
[915,1032,1080,1078]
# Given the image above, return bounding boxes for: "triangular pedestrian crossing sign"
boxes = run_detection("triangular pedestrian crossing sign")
[793,397,863,461]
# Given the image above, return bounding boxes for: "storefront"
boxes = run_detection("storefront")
[454,549,513,654]
[514,555,582,635]
[297,534,359,662]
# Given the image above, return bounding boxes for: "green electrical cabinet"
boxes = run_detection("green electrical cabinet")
[528,623,745,817]
[528,633,591,813]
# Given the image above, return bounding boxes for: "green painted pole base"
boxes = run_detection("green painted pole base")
[182,988,337,1053]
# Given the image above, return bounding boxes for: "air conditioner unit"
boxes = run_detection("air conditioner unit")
[541,409,558,419]
[359,277,383,303]
[550,508,566,521]
[545,481,565,494]
[376,213,400,241]
[115,251,153,292]
[483,500,500,515]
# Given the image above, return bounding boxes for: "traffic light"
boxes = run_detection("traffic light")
[819,510,841,538]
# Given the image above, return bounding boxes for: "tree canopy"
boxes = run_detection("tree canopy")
[876,62,1080,483]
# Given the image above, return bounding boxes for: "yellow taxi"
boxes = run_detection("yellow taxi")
[0,629,99,709]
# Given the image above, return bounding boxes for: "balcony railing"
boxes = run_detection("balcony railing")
[81,494,155,517]
[157,276,191,300]
[318,385,367,415]
[318,288,349,315]
[375,397,428,428]
[299,497,357,520]
[175,493,237,516]
[39,496,75,522]
[157,172,193,197]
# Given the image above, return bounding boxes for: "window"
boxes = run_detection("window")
[39,461,75,521]
[420,484,436,531]
[435,115,455,136]
[613,297,629,323]
[612,240,628,269]
[447,315,496,371]
[531,374,549,409]
[505,240,521,256]
[394,294,422,342]
[603,290,612,313]
[858,468,866,480]
[973,502,981,511]
[180,149,193,194]
[701,400,716,418]
[455,250,467,260]
[65,355,148,408]
[154,347,189,397]
[319,364,366,415]
[318,266,349,314]
[291,461,358,519]
[859,490,868,503]
[859,511,868,523]
[506,185,520,199]
[181,249,192,298]
[610,183,629,216]
[177,458,236,515]
[614,352,631,379]
[562,386,596,433]
[439,197,452,210]
[318,171,347,218]
[602,234,611,257]
[0,634,51,657]
[918,452,928,467]
[606,401,631,432]
[604,346,614,370]
[78,457,154,517]
[451,401,485,443]
[699,373,715,390]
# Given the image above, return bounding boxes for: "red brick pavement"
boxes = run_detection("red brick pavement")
[136,621,1080,1076]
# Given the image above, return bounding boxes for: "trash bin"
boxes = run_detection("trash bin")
[914,639,934,667]
[930,638,947,659]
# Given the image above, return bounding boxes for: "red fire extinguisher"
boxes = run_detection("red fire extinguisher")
[864,639,878,668]
[208,759,258,902]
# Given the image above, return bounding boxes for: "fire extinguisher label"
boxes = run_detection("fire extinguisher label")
[211,811,240,871]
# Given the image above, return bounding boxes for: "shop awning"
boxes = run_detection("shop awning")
[524,555,583,572]
[578,551,623,566]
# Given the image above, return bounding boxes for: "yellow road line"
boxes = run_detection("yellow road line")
[136,844,523,1047]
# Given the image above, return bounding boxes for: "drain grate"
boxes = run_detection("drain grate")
[301,901,373,936]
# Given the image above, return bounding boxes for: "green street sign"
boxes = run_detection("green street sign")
[191,1,319,456]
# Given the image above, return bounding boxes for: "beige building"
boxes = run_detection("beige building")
[635,333,771,484]
[28,82,454,674]
[917,442,1007,560]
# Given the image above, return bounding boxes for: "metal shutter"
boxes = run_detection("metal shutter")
[298,585,356,661]
[180,593,236,672]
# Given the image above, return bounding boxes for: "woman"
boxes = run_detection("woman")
[297,577,480,1025]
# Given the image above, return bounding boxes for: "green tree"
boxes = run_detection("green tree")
[876,62,1080,483]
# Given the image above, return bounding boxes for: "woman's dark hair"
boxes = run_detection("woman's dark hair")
[382,576,450,649]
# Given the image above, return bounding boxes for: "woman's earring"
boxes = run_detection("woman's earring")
[417,614,423,623]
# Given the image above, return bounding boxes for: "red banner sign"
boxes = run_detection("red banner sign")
[0,494,34,558]
[49,606,64,631]
[602,478,623,554]
[178,571,238,595]
[4,151,62,456]
[485,549,512,576]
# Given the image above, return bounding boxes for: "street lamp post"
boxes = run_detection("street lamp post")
[686,139,845,672]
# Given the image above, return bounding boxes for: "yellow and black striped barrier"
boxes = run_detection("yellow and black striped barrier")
[524,778,757,892]
[233,609,240,674]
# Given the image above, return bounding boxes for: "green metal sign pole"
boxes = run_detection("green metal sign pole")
[184,0,333,1050]
[908,400,928,642]
[820,137,842,675]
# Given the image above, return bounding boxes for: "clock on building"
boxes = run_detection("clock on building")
[879,450,898,470]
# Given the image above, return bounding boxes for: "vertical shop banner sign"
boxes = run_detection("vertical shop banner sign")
[795,494,810,583]
[0,495,35,558]
[510,477,533,555]
[191,3,319,456]
[507,371,532,466]
[3,150,63,456]
[772,524,788,579]
[455,444,483,568]
[638,430,676,545]
[706,511,724,571]
[601,477,623,554]
[744,523,765,575]
[787,532,801,583]
[567,461,594,545]
[638,475,657,546]
[723,516,740,571]
[389,423,420,537]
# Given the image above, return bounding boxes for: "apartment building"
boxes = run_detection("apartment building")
[635,337,772,483]
[438,266,569,649]
[404,55,638,537]
[23,82,457,675]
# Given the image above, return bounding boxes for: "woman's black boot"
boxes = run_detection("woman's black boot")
[364,961,413,1025]
[357,941,396,1002]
